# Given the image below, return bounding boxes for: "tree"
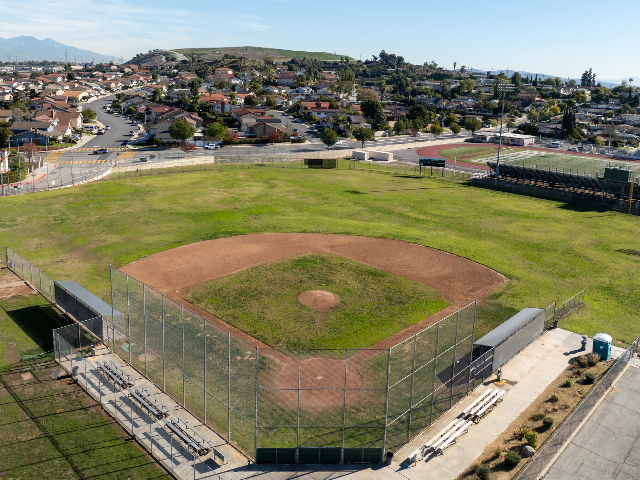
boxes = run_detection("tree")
[21,142,38,161]
[429,123,444,137]
[265,94,277,109]
[506,120,515,132]
[168,118,196,144]
[250,77,263,94]
[66,72,75,81]
[393,118,406,135]
[319,127,338,147]
[581,68,596,87]
[0,124,11,147]
[361,99,384,119]
[573,90,588,103]
[268,130,281,143]
[519,123,539,135]
[353,127,374,147]
[151,88,162,102]
[377,80,387,97]
[244,95,258,107]
[463,117,482,134]
[125,106,136,116]
[358,88,380,103]
[527,110,539,122]
[450,122,461,135]
[83,108,97,121]
[206,122,226,141]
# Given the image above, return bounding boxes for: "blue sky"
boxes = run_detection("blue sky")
[1,0,638,81]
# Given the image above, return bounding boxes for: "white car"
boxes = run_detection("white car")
[335,140,344,145]
[104,125,110,130]
[568,147,579,152]
[204,143,222,149]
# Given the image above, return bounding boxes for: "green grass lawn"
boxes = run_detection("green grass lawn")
[0,288,171,479]
[500,151,640,176]
[186,254,448,349]
[438,146,517,165]
[1,164,640,346]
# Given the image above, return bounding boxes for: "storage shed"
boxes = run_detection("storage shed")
[474,307,546,372]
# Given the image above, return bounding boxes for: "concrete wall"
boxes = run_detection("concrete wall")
[352,150,369,161]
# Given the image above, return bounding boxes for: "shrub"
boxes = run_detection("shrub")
[574,355,589,368]
[543,417,554,428]
[515,425,528,439]
[565,378,573,387]
[493,445,503,458]
[474,463,491,480]
[504,450,522,468]
[531,413,545,421]
[585,372,596,384]
[524,430,538,449]
[586,353,601,366]
[550,393,560,402]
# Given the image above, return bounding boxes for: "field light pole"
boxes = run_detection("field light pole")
[495,83,515,185]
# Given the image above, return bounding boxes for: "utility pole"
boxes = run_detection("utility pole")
[65,48,68,65]
[495,83,515,184]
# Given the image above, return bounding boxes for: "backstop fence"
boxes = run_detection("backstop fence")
[515,337,639,480]
[108,266,495,463]
[6,247,54,303]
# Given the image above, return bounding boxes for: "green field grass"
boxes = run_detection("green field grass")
[1,165,640,346]
[186,254,448,349]
[438,146,518,165]
[500,151,640,176]
[0,287,171,479]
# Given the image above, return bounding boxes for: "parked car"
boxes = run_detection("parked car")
[568,146,579,152]
[547,142,561,148]
[128,130,135,136]
[204,143,222,149]
[373,138,379,142]
[104,125,110,130]
[335,140,344,145]
[93,148,108,154]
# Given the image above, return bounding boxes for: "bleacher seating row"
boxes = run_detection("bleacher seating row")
[487,162,640,199]
[408,387,505,462]
[126,386,171,420]
[96,360,135,389]
[163,416,227,464]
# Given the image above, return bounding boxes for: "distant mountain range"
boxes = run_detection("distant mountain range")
[0,36,116,64]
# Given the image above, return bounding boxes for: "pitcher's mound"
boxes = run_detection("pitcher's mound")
[298,290,340,312]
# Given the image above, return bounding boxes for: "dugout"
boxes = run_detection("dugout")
[55,281,120,334]
[473,307,546,372]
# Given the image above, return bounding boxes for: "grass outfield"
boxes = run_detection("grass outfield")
[0,289,171,479]
[437,146,517,165]
[1,165,640,345]
[186,254,449,349]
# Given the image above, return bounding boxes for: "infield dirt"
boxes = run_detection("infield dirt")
[121,233,506,412]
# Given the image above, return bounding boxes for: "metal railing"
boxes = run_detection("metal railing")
[6,247,54,303]
[544,290,585,329]
[515,337,639,480]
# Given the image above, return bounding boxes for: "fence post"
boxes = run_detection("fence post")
[467,301,477,395]
[203,319,206,425]
[127,275,131,365]
[449,310,460,409]
[297,348,301,452]
[162,296,165,391]
[254,346,259,463]
[341,349,348,460]
[430,321,441,426]
[143,285,147,377]
[407,334,418,443]
[381,348,391,462]
[182,305,185,407]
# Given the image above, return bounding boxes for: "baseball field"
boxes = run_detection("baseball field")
[2,164,639,349]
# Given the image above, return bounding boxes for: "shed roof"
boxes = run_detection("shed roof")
[56,281,121,318]
[474,308,545,348]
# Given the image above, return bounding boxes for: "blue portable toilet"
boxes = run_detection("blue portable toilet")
[592,333,612,361]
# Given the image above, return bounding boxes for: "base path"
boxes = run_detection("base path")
[121,233,506,350]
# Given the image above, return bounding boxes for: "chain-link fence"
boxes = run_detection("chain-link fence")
[6,247,55,302]
[52,319,225,480]
[515,337,638,480]
[108,267,492,463]
[543,290,585,330]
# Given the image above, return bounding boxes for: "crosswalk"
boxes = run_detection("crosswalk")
[57,160,108,164]
[117,151,137,160]
[73,147,126,151]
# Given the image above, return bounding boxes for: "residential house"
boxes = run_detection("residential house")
[0,110,13,122]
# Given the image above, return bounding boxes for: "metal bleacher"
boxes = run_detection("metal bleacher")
[487,161,640,199]
[162,416,227,464]
[126,385,171,420]
[96,360,135,390]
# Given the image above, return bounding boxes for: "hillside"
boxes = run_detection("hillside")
[174,46,355,63]
[125,49,187,66]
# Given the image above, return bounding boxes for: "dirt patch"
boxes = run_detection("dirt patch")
[0,268,34,299]
[298,290,340,312]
